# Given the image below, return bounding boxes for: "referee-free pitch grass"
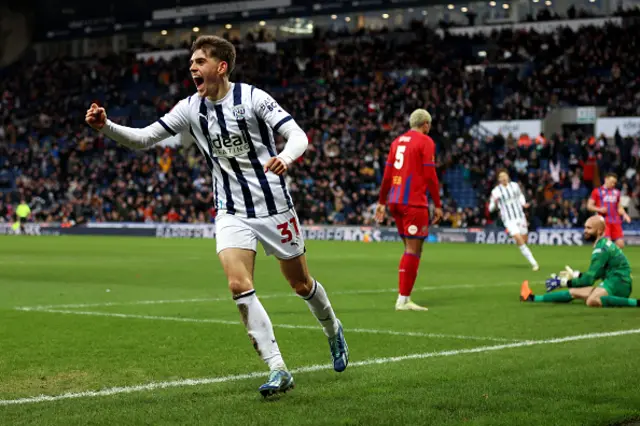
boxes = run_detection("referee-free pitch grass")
[1,236,639,425]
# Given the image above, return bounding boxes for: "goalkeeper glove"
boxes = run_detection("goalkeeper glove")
[545,274,567,292]
[558,265,580,281]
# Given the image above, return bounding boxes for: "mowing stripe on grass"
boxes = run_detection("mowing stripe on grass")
[15,282,516,310]
[1,328,639,406]
[13,308,516,342]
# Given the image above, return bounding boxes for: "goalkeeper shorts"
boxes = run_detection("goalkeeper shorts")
[599,277,632,298]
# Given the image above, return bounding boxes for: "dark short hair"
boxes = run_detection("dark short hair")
[191,35,236,76]
[605,172,618,179]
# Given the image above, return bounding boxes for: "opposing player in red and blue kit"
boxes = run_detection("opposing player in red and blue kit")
[375,109,443,311]
[588,172,631,249]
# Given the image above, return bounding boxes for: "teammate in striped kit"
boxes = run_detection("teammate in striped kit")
[587,172,631,249]
[488,170,539,271]
[85,35,348,397]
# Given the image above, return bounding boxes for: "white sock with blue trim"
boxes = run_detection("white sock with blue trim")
[302,279,340,338]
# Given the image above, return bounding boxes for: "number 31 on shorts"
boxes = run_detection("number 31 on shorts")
[277,217,300,244]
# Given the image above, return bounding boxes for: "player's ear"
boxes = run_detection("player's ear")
[217,60,228,76]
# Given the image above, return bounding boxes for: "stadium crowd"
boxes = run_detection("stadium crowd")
[1,19,639,228]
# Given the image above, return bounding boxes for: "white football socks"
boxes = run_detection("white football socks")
[302,279,340,338]
[519,244,538,267]
[397,295,410,305]
[234,290,286,371]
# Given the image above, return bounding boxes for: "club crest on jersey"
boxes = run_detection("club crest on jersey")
[232,105,247,120]
[408,225,418,235]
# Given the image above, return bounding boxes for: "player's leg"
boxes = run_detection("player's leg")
[611,225,625,249]
[511,223,539,271]
[216,215,292,396]
[278,253,348,372]
[520,280,590,303]
[396,237,427,310]
[260,209,348,372]
[393,206,428,311]
[590,280,639,307]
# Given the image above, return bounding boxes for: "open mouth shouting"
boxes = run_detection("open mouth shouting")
[193,76,205,92]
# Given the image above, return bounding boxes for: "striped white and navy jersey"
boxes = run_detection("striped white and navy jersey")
[103,82,298,218]
[489,182,527,223]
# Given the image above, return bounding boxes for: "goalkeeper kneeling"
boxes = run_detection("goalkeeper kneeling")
[521,215,638,308]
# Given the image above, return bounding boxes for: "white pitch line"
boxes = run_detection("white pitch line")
[15,282,515,311]
[1,328,638,406]
[13,308,516,342]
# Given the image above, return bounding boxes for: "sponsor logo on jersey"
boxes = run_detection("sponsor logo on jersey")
[258,97,279,113]
[209,132,251,158]
[392,176,402,185]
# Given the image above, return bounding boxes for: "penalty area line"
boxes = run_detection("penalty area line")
[13,308,516,342]
[1,328,639,406]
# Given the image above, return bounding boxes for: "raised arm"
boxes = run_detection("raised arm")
[85,100,190,150]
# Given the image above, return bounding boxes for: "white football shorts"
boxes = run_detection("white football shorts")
[504,219,528,237]
[215,208,305,259]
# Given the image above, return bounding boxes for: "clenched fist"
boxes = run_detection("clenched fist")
[85,103,107,130]
[264,156,288,175]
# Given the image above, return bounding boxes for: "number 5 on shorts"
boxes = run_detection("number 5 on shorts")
[277,217,300,244]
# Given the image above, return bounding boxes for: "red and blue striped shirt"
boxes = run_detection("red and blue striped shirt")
[590,186,622,225]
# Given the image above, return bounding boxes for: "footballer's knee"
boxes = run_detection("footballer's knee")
[615,239,625,249]
[586,296,603,308]
[228,277,254,296]
[405,239,424,256]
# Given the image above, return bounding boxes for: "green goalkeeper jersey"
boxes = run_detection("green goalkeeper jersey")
[571,238,632,287]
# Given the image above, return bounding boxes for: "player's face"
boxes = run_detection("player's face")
[605,176,617,189]
[189,49,227,97]
[583,223,596,242]
[498,172,509,186]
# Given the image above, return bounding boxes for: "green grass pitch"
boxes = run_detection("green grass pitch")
[1,235,639,425]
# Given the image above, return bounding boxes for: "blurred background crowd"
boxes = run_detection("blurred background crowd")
[1,8,639,229]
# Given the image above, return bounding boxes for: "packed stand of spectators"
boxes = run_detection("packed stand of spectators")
[1,19,639,227]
